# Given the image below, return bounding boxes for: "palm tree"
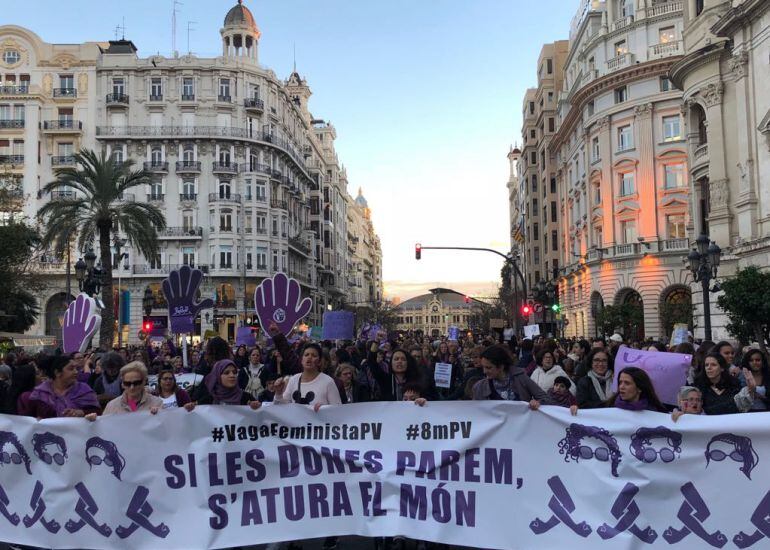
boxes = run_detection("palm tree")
[37,149,167,347]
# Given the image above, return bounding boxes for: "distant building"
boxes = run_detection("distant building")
[394,288,478,338]
[346,188,383,308]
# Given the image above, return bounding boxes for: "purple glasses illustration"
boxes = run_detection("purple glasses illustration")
[0,431,32,475]
[32,432,68,466]
[705,433,758,480]
[85,437,126,480]
[558,423,622,477]
[630,426,682,464]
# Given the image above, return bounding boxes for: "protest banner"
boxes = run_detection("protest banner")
[254,273,312,335]
[524,324,540,339]
[2,403,769,550]
[146,373,203,392]
[322,311,355,340]
[235,326,256,347]
[670,324,689,346]
[447,327,459,341]
[434,362,453,388]
[612,346,691,406]
[161,266,213,335]
[61,294,101,354]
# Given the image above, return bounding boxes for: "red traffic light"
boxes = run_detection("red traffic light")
[521,305,532,315]
[415,243,422,260]
[143,320,153,332]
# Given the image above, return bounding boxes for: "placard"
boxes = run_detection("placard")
[322,311,355,340]
[611,345,691,406]
[434,362,453,388]
[61,293,101,353]
[524,324,541,339]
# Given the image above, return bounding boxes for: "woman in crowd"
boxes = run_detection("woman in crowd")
[713,341,738,371]
[647,342,668,352]
[234,345,249,371]
[187,359,262,410]
[23,355,100,419]
[7,363,37,415]
[0,363,13,414]
[336,363,370,404]
[694,352,740,415]
[471,344,549,408]
[100,362,162,416]
[530,349,573,393]
[153,367,192,410]
[672,386,704,421]
[607,367,667,412]
[272,343,342,409]
[170,356,184,375]
[92,351,126,409]
[735,348,770,412]
[365,341,426,402]
[575,349,613,409]
[548,376,577,413]
[239,346,265,396]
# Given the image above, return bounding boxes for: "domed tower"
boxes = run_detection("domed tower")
[355,187,371,219]
[221,0,261,62]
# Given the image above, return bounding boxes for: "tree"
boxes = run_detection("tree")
[596,303,643,339]
[716,265,770,352]
[659,294,693,337]
[37,149,167,347]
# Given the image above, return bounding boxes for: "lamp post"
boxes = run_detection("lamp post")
[687,233,721,342]
[74,250,102,297]
[114,238,127,348]
[535,278,556,337]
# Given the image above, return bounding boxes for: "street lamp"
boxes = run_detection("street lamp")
[142,286,154,317]
[535,278,557,337]
[75,250,102,297]
[687,233,722,341]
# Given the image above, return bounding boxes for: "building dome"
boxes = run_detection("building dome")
[224,0,258,32]
[355,187,369,208]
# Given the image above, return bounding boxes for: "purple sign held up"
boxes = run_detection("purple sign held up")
[62,293,101,353]
[161,266,213,334]
[236,326,257,346]
[254,273,312,335]
[322,311,355,340]
[612,345,691,406]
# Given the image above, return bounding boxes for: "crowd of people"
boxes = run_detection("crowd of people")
[0,324,767,549]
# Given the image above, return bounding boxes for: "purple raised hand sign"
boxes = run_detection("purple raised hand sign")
[62,294,101,354]
[254,273,312,335]
[161,266,213,334]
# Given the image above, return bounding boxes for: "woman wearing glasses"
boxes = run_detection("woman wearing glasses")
[99,362,162,416]
[153,367,192,410]
[272,343,342,410]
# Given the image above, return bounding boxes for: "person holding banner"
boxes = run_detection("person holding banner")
[471,345,550,407]
[272,343,341,410]
[576,349,613,409]
[694,352,740,415]
[153,367,192,410]
[530,349,574,394]
[100,362,163,416]
[606,367,667,412]
[25,355,100,419]
[186,359,262,410]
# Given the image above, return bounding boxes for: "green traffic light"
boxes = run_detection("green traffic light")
[551,304,560,312]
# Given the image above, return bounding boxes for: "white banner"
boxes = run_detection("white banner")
[1,403,770,549]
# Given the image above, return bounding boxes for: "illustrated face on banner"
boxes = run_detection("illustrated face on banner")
[254,273,312,335]
[629,426,682,464]
[558,423,622,477]
[62,293,101,354]
[85,437,126,480]
[162,266,214,334]
[31,432,68,467]
[0,431,32,475]
[705,433,759,479]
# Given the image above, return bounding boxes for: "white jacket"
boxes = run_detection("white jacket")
[530,365,576,395]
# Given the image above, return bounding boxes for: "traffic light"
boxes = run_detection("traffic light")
[143,319,152,333]
[521,304,532,317]
[415,243,422,260]
[551,303,561,313]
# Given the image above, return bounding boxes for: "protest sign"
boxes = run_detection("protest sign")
[447,327,459,341]
[503,328,514,342]
[235,326,256,346]
[524,324,540,339]
[2,403,770,550]
[309,326,323,340]
[612,345,691,406]
[671,323,689,346]
[434,362,453,388]
[254,273,312,335]
[322,311,355,340]
[146,373,202,392]
[62,293,101,353]
[161,266,213,334]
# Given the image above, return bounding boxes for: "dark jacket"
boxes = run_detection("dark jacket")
[576,376,611,409]
[448,366,484,400]
[197,390,256,406]
[697,382,740,415]
[471,367,551,403]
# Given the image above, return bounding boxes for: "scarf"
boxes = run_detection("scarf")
[614,396,649,411]
[587,369,612,401]
[548,388,576,408]
[100,371,122,397]
[204,359,243,405]
[29,380,99,416]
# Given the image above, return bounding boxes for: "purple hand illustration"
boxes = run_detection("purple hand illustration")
[162,266,213,334]
[254,273,312,336]
[62,294,101,354]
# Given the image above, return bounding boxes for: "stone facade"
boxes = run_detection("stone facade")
[346,188,384,308]
[394,289,476,338]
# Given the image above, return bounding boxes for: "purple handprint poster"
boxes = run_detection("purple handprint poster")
[62,294,101,353]
[161,266,213,334]
[254,273,312,335]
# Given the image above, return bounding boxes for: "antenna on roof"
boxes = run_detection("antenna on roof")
[187,21,196,54]
[293,42,297,73]
[172,0,183,56]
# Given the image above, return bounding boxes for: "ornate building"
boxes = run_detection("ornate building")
[670,0,770,340]
[551,0,693,339]
[1,0,383,344]
[346,188,383,309]
[394,289,477,338]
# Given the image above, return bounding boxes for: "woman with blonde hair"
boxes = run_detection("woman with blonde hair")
[99,362,162,416]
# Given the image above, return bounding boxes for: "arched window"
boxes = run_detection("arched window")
[182,144,195,163]
[219,180,231,198]
[151,146,162,164]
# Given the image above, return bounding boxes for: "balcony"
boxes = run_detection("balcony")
[217,95,232,103]
[143,161,169,173]
[175,160,201,173]
[179,193,198,202]
[244,98,264,112]
[254,228,267,236]
[662,238,689,252]
[646,1,682,18]
[692,143,709,172]
[50,190,76,200]
[146,193,165,202]
[612,15,634,32]
[212,161,238,174]
[106,93,129,106]
[1,154,24,166]
[149,94,164,102]
[0,119,24,130]
[53,88,77,99]
[133,264,180,275]
[51,155,76,166]
[116,193,135,202]
[159,226,203,239]
[181,94,195,101]
[288,236,311,256]
[42,120,82,133]
[243,162,271,175]
[37,261,67,274]
[614,243,639,256]
[0,85,29,95]
[208,192,242,203]
[607,53,635,72]
[649,40,682,60]
[270,199,288,210]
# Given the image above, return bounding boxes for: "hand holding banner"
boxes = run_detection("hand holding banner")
[254,273,312,335]
[161,266,213,334]
[612,345,691,406]
[62,293,101,353]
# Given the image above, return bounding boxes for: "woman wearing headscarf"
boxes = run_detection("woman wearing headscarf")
[186,359,261,410]
[575,349,613,409]
[25,355,100,419]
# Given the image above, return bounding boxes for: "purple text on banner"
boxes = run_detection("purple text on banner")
[236,326,256,346]
[322,311,355,340]
[612,345,691,406]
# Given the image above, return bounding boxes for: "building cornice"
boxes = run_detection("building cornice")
[711,0,770,38]
[669,42,728,90]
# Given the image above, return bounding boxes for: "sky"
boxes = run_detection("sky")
[3,0,576,301]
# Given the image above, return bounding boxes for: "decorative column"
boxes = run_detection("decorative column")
[729,51,758,239]
[700,82,731,246]
[634,103,656,239]
[598,116,615,245]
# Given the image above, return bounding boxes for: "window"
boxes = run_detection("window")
[592,137,600,161]
[530,129,536,139]
[533,223,539,240]
[245,181,252,200]
[696,0,704,15]
[663,115,681,141]
[617,125,633,151]
[595,226,603,247]
[621,220,637,244]
[548,118,555,132]
[150,254,162,269]
[109,146,122,163]
[218,180,231,198]
[550,178,556,194]
[532,198,538,214]
[529,102,535,115]
[220,211,233,232]
[551,201,557,222]
[530,152,537,165]
[250,85,260,100]
[614,41,628,56]
[614,86,628,104]
[531,176,538,192]
[150,78,162,99]
[256,214,266,233]
[246,253,253,269]
[664,163,686,189]
[256,247,267,269]
[659,26,676,44]
[148,180,162,200]
[660,76,672,92]
[182,180,195,199]
[182,144,194,162]
[218,148,231,164]
[272,250,279,271]
[244,212,253,233]
[151,146,162,164]
[552,230,558,251]
[182,247,195,267]
[619,172,635,196]
[534,247,540,264]
[666,214,687,239]
[546,59,553,74]
[219,78,231,100]
[112,78,124,96]
[182,77,194,99]
[3,51,20,65]
[255,181,266,200]
[220,249,232,268]
[182,211,194,231]
[588,57,595,72]
[594,184,602,204]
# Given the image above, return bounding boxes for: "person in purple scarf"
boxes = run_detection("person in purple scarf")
[184,359,261,411]
[26,355,100,419]
[608,367,667,412]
